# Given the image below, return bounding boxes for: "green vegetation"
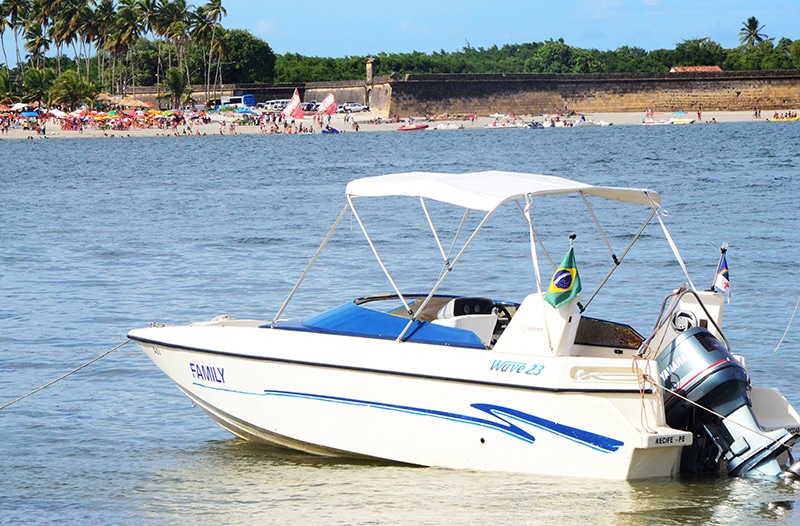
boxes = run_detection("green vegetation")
[1,6,798,108]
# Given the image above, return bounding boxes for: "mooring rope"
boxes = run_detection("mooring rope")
[641,372,800,457]
[0,339,130,412]
[774,294,800,354]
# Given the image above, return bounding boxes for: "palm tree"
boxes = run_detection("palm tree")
[93,0,116,90]
[202,0,225,105]
[0,5,11,74]
[23,21,49,67]
[136,0,164,87]
[739,16,768,46]
[110,0,144,95]
[28,0,58,72]
[0,68,15,102]
[159,64,188,107]
[53,0,89,79]
[4,0,32,72]
[76,3,98,81]
[49,68,95,109]
[22,65,54,106]
[161,0,190,82]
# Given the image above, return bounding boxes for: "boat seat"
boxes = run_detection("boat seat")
[431,297,498,345]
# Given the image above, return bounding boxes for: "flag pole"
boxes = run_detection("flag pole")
[711,242,728,290]
[570,232,585,312]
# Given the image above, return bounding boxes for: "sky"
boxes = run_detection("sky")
[219,0,800,57]
[2,0,799,61]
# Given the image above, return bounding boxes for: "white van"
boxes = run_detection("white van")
[264,99,291,112]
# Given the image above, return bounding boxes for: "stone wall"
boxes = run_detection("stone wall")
[386,71,800,116]
[131,70,800,116]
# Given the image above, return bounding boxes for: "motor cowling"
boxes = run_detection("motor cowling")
[656,327,796,477]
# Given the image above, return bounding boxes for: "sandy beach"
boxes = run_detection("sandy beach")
[0,109,778,140]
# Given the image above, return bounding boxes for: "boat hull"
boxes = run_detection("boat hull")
[129,322,688,480]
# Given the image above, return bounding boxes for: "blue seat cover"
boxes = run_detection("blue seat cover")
[272,301,487,349]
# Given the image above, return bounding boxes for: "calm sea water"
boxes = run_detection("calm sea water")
[3,122,800,525]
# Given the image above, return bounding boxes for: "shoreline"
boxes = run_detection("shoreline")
[0,109,779,140]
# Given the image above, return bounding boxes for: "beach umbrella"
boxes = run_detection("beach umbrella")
[10,102,28,111]
[20,111,39,118]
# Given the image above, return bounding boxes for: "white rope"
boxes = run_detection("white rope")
[0,340,130,411]
[642,371,800,456]
[774,294,800,354]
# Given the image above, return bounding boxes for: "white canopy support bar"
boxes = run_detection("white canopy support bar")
[579,192,619,264]
[347,195,413,315]
[655,209,697,292]
[396,207,498,342]
[272,203,351,326]
[421,197,452,271]
[581,208,657,310]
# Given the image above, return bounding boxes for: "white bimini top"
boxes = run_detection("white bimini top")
[345,171,660,212]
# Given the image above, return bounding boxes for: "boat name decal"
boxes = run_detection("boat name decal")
[489,359,544,375]
[190,363,225,384]
[260,390,623,453]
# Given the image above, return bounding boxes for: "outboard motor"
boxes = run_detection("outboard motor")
[656,327,797,477]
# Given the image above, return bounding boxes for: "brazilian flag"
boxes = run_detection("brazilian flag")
[544,247,581,308]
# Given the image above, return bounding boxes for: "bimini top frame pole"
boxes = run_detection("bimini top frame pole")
[271,203,351,327]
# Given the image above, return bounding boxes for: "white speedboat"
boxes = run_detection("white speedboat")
[128,171,800,481]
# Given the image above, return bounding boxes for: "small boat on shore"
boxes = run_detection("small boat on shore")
[642,118,670,125]
[432,122,464,130]
[397,123,429,131]
[129,171,800,481]
[484,120,528,129]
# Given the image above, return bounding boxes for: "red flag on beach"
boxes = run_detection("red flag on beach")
[318,90,337,115]
[282,88,304,119]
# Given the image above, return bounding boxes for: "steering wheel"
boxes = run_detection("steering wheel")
[492,303,513,321]
[491,303,514,338]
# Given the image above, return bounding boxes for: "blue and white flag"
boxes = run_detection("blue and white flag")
[714,254,731,303]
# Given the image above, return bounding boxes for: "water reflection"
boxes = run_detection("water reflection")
[133,438,800,525]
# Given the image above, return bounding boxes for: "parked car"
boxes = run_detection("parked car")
[264,99,290,111]
[338,102,369,113]
[301,101,318,112]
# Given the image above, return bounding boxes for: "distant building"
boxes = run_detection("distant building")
[669,66,724,73]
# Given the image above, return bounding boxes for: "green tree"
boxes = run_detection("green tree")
[673,38,726,66]
[159,65,188,107]
[0,3,11,73]
[4,0,31,71]
[200,0,225,105]
[23,21,49,67]
[22,65,53,106]
[739,16,768,46]
[0,67,15,101]
[49,68,95,108]
[218,29,274,83]
[524,39,602,73]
